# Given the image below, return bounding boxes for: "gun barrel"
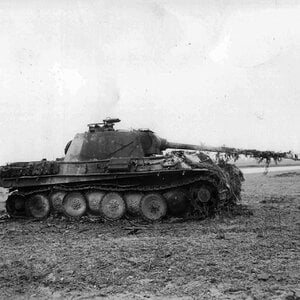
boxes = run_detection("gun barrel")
[163,141,229,152]
[163,141,299,161]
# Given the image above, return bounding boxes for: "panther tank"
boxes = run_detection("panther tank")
[1,118,295,222]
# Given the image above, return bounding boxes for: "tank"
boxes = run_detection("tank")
[0,118,297,221]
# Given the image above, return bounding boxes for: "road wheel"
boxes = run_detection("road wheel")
[163,190,188,216]
[49,191,66,213]
[6,194,26,217]
[63,192,87,218]
[140,193,167,221]
[99,192,126,221]
[124,193,143,216]
[26,194,50,219]
[85,191,105,215]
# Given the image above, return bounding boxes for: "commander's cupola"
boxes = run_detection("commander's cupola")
[88,118,121,133]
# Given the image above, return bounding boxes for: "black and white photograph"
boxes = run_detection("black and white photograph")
[0,1,299,299]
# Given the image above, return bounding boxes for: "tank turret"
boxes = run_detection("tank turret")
[64,118,299,163]
[64,118,168,161]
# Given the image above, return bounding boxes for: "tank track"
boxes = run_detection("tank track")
[6,174,229,221]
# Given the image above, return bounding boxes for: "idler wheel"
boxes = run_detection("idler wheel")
[124,193,143,216]
[190,186,212,203]
[163,190,188,216]
[26,194,50,219]
[140,193,167,221]
[99,192,126,221]
[49,191,66,213]
[197,187,212,203]
[63,192,87,218]
[6,194,26,217]
[190,184,216,217]
[85,191,105,215]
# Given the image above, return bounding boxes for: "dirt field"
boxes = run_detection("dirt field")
[0,171,299,300]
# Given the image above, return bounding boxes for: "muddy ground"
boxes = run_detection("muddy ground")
[0,171,299,300]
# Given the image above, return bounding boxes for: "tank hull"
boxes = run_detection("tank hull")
[1,153,237,221]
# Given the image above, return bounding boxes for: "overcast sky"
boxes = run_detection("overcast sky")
[0,0,299,164]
